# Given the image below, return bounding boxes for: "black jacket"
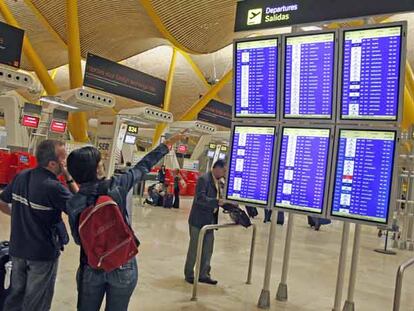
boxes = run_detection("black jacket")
[188,172,219,228]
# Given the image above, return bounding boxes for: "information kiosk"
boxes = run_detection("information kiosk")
[274,126,333,215]
[226,125,277,206]
[282,31,337,120]
[234,36,280,119]
[338,23,406,123]
[330,128,398,225]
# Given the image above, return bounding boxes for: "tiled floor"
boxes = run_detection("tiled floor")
[1,197,414,310]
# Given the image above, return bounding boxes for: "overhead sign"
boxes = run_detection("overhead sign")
[21,115,40,128]
[197,100,232,128]
[50,120,67,134]
[84,53,166,107]
[0,21,24,68]
[177,144,188,154]
[126,124,139,135]
[234,0,414,32]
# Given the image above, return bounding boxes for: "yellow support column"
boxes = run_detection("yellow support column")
[0,0,59,95]
[152,47,178,147]
[180,70,232,121]
[66,0,89,142]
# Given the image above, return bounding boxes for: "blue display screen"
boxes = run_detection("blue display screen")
[332,130,396,224]
[227,126,276,205]
[341,26,402,120]
[235,38,278,118]
[275,128,330,213]
[284,33,335,119]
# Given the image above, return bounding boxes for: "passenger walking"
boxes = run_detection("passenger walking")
[184,160,227,285]
[173,169,181,209]
[157,165,166,184]
[0,140,78,311]
[66,133,184,311]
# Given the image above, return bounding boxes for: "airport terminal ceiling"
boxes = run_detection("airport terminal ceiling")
[0,0,413,119]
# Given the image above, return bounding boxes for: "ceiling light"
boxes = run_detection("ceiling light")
[40,96,79,110]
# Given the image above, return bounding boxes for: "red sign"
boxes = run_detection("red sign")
[50,120,67,133]
[177,144,188,154]
[21,115,40,128]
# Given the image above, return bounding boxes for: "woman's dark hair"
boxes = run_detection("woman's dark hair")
[67,146,101,184]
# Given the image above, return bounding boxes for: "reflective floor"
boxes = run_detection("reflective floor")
[1,197,414,310]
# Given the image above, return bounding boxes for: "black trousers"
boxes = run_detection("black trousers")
[173,190,180,208]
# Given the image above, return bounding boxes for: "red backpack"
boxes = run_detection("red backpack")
[78,195,138,272]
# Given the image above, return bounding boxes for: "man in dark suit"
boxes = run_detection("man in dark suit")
[184,160,227,285]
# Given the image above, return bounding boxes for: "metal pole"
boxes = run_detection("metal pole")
[400,171,411,249]
[191,223,256,301]
[276,213,295,301]
[332,222,351,311]
[246,224,257,284]
[393,257,414,311]
[342,224,361,311]
[258,210,278,309]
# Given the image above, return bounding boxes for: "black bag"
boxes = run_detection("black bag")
[222,203,252,228]
[163,194,174,208]
[245,206,258,218]
[0,241,11,311]
[277,211,284,225]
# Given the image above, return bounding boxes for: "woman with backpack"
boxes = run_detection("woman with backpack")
[65,132,185,311]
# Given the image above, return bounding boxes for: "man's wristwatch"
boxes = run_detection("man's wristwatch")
[66,179,75,184]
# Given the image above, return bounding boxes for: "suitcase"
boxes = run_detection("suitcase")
[163,194,174,208]
[307,216,331,230]
[0,241,11,311]
[277,211,284,225]
[245,206,258,218]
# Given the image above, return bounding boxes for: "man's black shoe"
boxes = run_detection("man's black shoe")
[199,277,218,285]
[185,277,194,284]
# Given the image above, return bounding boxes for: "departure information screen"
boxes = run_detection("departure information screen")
[275,128,330,213]
[284,33,335,119]
[341,26,402,120]
[227,126,276,205]
[235,38,278,118]
[331,130,396,224]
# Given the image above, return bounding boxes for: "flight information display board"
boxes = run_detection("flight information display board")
[284,32,336,119]
[331,129,397,224]
[227,126,276,206]
[275,127,331,214]
[340,25,404,121]
[234,37,279,118]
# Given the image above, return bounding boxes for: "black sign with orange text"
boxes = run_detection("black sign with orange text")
[197,100,232,128]
[0,21,24,68]
[84,53,166,107]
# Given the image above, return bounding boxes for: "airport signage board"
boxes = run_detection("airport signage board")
[50,120,67,134]
[197,99,232,128]
[234,0,414,32]
[21,115,40,128]
[84,53,166,108]
[0,21,24,68]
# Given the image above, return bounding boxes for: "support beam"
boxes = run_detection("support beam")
[0,0,59,95]
[66,0,89,142]
[152,47,178,147]
[180,70,232,121]
[139,0,199,55]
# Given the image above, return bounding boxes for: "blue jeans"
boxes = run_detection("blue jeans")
[4,257,58,311]
[76,258,138,311]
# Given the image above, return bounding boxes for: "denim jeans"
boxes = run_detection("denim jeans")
[76,258,138,311]
[4,257,58,311]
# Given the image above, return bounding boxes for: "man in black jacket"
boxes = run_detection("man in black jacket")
[184,160,227,285]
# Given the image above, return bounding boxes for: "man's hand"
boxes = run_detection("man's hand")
[218,199,225,207]
[164,130,189,146]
